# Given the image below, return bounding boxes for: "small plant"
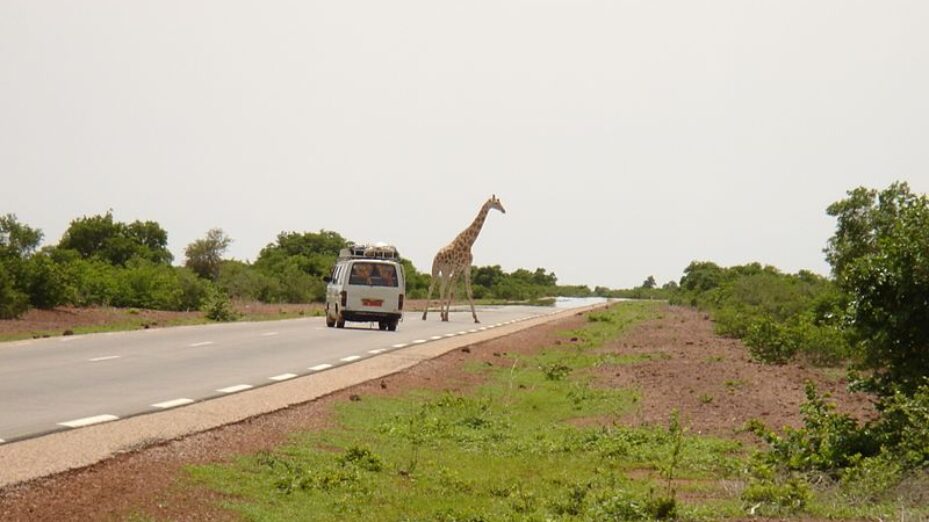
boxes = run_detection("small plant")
[653,410,684,520]
[741,469,812,515]
[699,393,714,404]
[337,446,383,472]
[541,362,572,381]
[724,379,745,392]
[548,483,590,516]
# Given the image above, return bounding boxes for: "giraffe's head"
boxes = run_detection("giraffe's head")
[488,194,506,214]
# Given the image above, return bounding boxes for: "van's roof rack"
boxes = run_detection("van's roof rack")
[339,242,400,260]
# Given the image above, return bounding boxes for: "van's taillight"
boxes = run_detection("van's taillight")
[340,291,347,307]
[398,294,404,310]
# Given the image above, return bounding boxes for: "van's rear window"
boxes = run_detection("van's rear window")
[349,263,398,287]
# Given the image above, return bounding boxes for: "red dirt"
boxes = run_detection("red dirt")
[0,305,877,521]
[599,306,876,440]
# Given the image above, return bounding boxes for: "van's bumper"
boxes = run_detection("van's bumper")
[342,311,402,322]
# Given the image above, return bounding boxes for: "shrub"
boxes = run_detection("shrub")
[201,289,239,322]
[746,382,876,474]
[216,260,277,301]
[337,446,384,472]
[24,253,69,309]
[0,265,29,319]
[744,317,796,364]
[741,469,812,515]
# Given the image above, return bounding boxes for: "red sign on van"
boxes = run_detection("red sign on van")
[362,299,384,307]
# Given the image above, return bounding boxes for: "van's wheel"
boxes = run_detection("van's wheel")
[378,321,388,331]
[387,319,398,332]
[336,313,345,328]
[326,315,335,327]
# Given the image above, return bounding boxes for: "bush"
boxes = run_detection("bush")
[24,253,68,309]
[747,380,929,508]
[175,267,210,310]
[741,469,812,515]
[746,382,876,474]
[201,289,239,322]
[744,317,796,364]
[673,261,850,366]
[216,260,278,301]
[870,381,929,469]
[0,265,29,319]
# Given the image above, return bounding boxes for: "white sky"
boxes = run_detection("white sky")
[2,1,928,289]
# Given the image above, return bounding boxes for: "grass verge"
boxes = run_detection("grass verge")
[186,302,744,521]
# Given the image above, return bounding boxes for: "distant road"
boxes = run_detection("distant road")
[0,304,585,443]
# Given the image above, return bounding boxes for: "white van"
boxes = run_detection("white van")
[324,244,405,331]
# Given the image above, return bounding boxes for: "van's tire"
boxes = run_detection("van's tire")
[387,319,398,332]
[378,321,388,331]
[326,315,335,328]
[336,314,345,328]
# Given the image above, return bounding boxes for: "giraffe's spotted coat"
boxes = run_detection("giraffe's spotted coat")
[422,195,506,323]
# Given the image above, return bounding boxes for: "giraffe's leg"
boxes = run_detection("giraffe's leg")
[443,273,459,321]
[436,272,450,322]
[463,266,480,323]
[421,264,440,320]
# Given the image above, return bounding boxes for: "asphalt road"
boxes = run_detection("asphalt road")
[0,304,576,443]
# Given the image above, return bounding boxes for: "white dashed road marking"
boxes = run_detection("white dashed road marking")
[457,331,468,335]
[340,355,361,362]
[88,356,120,363]
[391,343,408,349]
[217,385,252,394]
[59,414,119,428]
[368,349,386,354]
[151,398,194,409]
[260,332,279,337]
[443,333,457,338]
[412,339,427,344]
[430,335,443,340]
[309,364,333,371]
[270,373,297,381]
[190,341,215,347]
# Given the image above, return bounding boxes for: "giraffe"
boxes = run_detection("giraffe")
[422,195,506,323]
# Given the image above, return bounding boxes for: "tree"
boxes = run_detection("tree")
[642,275,657,289]
[255,230,348,278]
[826,182,929,395]
[58,212,173,266]
[185,228,232,280]
[0,214,43,318]
[0,214,43,259]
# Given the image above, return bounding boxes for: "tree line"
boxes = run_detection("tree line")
[0,212,594,319]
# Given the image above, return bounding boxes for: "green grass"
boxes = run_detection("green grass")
[186,302,747,521]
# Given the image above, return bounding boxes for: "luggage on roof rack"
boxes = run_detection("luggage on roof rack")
[339,242,400,260]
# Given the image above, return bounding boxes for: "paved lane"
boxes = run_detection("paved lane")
[0,305,566,442]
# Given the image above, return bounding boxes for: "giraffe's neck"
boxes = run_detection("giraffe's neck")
[454,202,491,249]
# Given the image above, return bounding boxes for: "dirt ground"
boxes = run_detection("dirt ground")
[0,305,876,521]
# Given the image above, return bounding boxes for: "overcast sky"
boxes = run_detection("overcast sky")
[2,1,928,289]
